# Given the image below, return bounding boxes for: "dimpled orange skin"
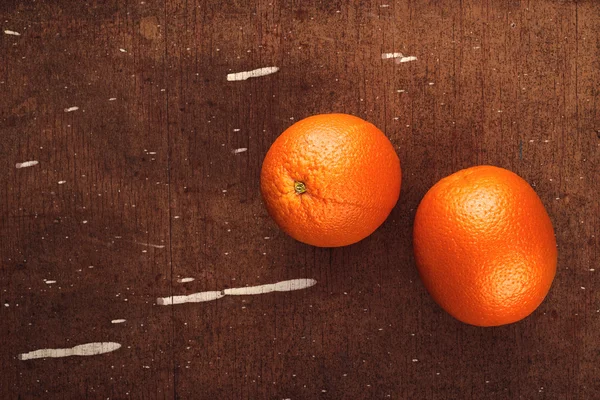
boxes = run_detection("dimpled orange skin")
[260,114,401,247]
[413,166,557,327]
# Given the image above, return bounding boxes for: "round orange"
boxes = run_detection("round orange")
[260,114,401,247]
[413,165,557,326]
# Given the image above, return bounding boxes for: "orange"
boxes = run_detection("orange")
[413,165,557,326]
[260,114,401,247]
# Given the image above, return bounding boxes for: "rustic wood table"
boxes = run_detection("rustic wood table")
[1,1,598,399]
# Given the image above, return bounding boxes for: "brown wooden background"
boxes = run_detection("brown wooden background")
[1,0,598,399]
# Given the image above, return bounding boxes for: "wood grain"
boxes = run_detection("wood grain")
[1,1,598,399]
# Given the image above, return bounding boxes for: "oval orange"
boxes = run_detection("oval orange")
[413,165,557,326]
[260,114,401,247]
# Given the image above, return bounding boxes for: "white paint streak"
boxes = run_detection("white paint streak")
[398,56,417,63]
[157,278,316,306]
[111,319,126,324]
[58,181,66,185]
[18,342,121,360]
[133,241,165,249]
[157,291,225,305]
[4,30,21,36]
[64,106,79,112]
[233,148,248,154]
[381,52,404,59]
[177,277,195,283]
[119,48,127,53]
[224,279,317,295]
[381,53,417,63]
[15,160,39,169]
[45,280,57,284]
[227,67,279,81]
[109,97,117,101]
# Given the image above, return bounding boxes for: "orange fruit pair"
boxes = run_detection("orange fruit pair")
[260,114,557,326]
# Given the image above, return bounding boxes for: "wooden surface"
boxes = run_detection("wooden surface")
[1,1,599,399]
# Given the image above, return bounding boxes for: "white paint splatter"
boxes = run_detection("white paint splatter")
[15,160,39,169]
[177,277,195,283]
[4,30,21,36]
[157,291,225,305]
[45,280,57,284]
[381,53,417,63]
[58,181,66,185]
[398,56,417,63]
[133,241,165,249]
[119,48,127,53]
[111,319,126,324]
[227,67,279,81]
[381,52,403,59]
[109,97,117,101]
[224,279,317,295]
[157,278,317,306]
[232,148,248,154]
[18,342,121,360]
[64,106,79,112]
[233,128,241,132]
